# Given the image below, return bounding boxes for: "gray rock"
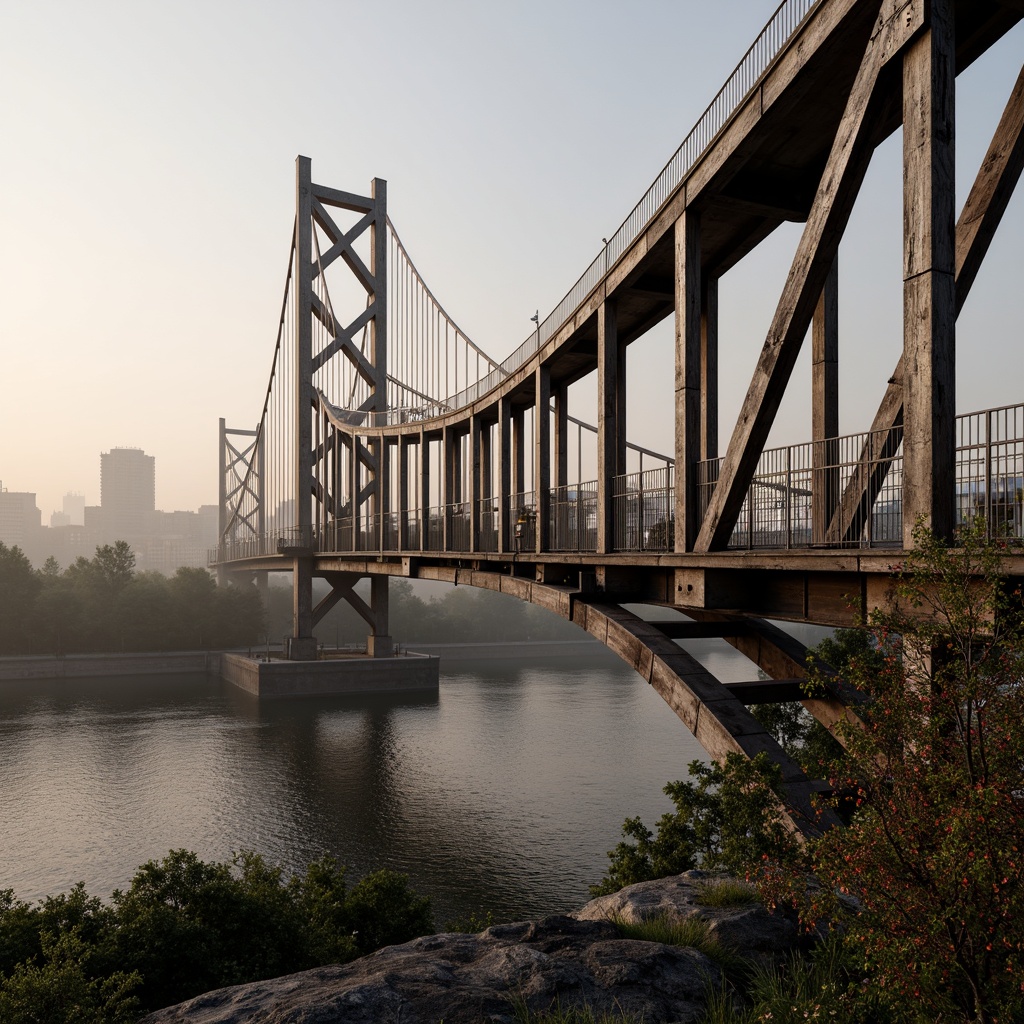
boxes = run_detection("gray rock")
[573,870,799,967]
[142,875,800,1024]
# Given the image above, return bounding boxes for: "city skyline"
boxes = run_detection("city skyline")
[3,2,1023,521]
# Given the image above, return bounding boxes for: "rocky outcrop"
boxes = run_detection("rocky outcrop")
[574,869,800,968]
[143,872,800,1024]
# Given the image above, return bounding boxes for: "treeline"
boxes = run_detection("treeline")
[0,541,262,656]
[265,577,584,646]
[0,850,432,1023]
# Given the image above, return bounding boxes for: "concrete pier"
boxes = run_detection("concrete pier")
[220,651,439,699]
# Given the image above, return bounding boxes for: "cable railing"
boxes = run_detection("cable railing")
[432,0,820,414]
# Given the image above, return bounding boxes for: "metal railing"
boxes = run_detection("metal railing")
[613,466,676,552]
[696,402,1024,550]
[447,502,471,551]
[507,491,537,553]
[478,497,500,552]
[425,506,444,551]
[956,404,1024,540]
[214,400,1024,564]
[549,483,598,552]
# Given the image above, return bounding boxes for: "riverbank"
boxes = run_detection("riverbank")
[0,651,218,680]
[0,639,607,682]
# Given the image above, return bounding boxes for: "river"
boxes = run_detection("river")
[0,625,828,926]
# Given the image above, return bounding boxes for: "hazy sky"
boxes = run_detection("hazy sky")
[2,1,1022,518]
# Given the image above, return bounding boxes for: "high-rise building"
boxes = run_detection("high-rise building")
[100,447,155,544]
[0,484,41,556]
[63,493,85,527]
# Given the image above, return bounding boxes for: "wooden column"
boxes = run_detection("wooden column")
[812,257,839,544]
[470,415,481,552]
[291,156,315,655]
[553,381,569,490]
[597,300,619,554]
[674,208,702,552]
[398,437,409,549]
[418,429,429,552]
[378,435,390,550]
[442,425,455,550]
[535,365,551,553]
[902,0,956,546]
[498,394,512,554]
[701,276,718,461]
[511,407,526,497]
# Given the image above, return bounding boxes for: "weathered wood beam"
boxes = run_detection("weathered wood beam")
[901,0,956,544]
[695,5,898,552]
[535,365,552,553]
[812,258,840,544]
[311,182,373,213]
[829,62,1024,545]
[597,301,619,554]
[675,208,702,551]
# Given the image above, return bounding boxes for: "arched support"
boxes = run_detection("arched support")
[402,566,844,841]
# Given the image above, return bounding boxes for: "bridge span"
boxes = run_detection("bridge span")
[213,0,1024,837]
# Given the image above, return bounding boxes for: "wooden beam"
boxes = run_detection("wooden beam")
[812,257,839,544]
[829,63,1024,545]
[701,275,719,462]
[535,365,551,553]
[901,0,956,544]
[675,208,702,551]
[695,8,893,552]
[597,301,619,554]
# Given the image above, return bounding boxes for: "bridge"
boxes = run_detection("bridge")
[212,0,1024,837]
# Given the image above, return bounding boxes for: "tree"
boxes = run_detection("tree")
[784,522,1024,1024]
[591,752,800,896]
[0,543,40,653]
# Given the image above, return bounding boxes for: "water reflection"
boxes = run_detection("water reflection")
[0,646,774,923]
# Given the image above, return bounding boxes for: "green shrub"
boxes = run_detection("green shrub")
[0,850,433,1017]
[591,753,800,896]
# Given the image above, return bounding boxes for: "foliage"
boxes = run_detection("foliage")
[591,753,800,896]
[0,542,263,654]
[699,932,899,1024]
[0,929,140,1024]
[766,521,1024,1024]
[0,850,433,1017]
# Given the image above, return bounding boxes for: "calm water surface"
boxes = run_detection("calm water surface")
[0,630,825,924]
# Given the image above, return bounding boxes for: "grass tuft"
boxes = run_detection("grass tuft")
[694,878,760,909]
[611,913,745,974]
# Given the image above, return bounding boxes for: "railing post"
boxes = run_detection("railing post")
[985,410,993,540]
